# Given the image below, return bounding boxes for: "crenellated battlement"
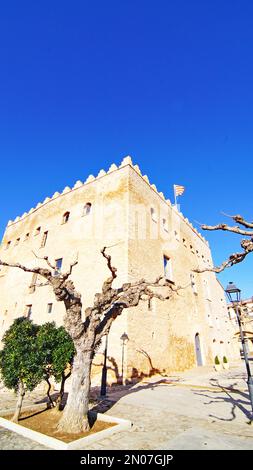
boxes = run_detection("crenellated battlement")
[6,155,208,246]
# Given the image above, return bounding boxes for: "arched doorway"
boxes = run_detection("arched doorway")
[195,333,203,366]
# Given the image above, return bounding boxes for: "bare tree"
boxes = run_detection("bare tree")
[194,214,253,273]
[0,248,173,434]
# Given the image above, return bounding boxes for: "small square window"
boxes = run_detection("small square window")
[204,279,211,300]
[164,256,173,282]
[162,218,169,232]
[29,273,38,294]
[25,305,32,319]
[54,258,63,276]
[190,273,198,295]
[62,212,70,224]
[35,227,41,236]
[83,203,92,216]
[47,303,53,314]
[41,231,48,248]
[150,207,158,222]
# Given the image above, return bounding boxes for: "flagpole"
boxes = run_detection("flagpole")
[173,185,177,207]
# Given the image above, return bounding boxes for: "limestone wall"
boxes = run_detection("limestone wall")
[0,162,131,376]
[124,165,239,377]
[0,156,239,383]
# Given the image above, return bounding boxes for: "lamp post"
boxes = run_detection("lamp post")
[225,281,253,420]
[100,334,108,398]
[120,332,129,385]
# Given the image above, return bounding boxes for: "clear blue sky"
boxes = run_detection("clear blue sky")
[0,0,252,298]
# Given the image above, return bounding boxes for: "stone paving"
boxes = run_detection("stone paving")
[1,362,253,450]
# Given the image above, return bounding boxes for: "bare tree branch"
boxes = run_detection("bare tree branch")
[0,260,52,279]
[62,261,78,280]
[0,258,84,342]
[94,304,124,344]
[194,250,250,274]
[32,251,56,270]
[201,223,253,237]
[83,247,121,331]
[94,276,174,346]
[220,213,253,229]
[197,213,253,274]
[101,246,117,279]
[34,282,50,288]
[32,250,78,280]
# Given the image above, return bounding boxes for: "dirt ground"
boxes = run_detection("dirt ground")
[4,407,115,443]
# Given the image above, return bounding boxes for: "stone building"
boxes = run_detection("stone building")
[0,156,239,383]
[228,297,253,355]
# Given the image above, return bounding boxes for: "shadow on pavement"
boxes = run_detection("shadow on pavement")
[34,376,182,414]
[193,378,252,422]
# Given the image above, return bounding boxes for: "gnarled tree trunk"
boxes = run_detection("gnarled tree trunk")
[0,249,172,435]
[45,376,55,408]
[56,369,71,411]
[12,379,25,423]
[57,347,93,433]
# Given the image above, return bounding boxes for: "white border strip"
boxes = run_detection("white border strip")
[0,410,132,450]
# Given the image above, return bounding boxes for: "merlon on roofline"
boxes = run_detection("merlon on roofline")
[6,155,208,245]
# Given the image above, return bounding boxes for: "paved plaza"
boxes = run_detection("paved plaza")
[1,361,253,450]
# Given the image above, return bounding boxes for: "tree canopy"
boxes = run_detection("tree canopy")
[36,322,75,383]
[0,317,42,392]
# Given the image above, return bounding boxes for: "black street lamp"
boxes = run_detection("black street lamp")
[100,334,109,398]
[120,332,129,385]
[225,282,241,303]
[225,281,253,420]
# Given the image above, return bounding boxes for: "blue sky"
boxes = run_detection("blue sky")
[0,0,252,298]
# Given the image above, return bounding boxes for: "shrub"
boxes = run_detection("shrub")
[214,355,220,365]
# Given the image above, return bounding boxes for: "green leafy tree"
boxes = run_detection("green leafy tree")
[0,317,43,422]
[36,322,75,410]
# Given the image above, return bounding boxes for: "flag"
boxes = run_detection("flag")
[174,184,185,196]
